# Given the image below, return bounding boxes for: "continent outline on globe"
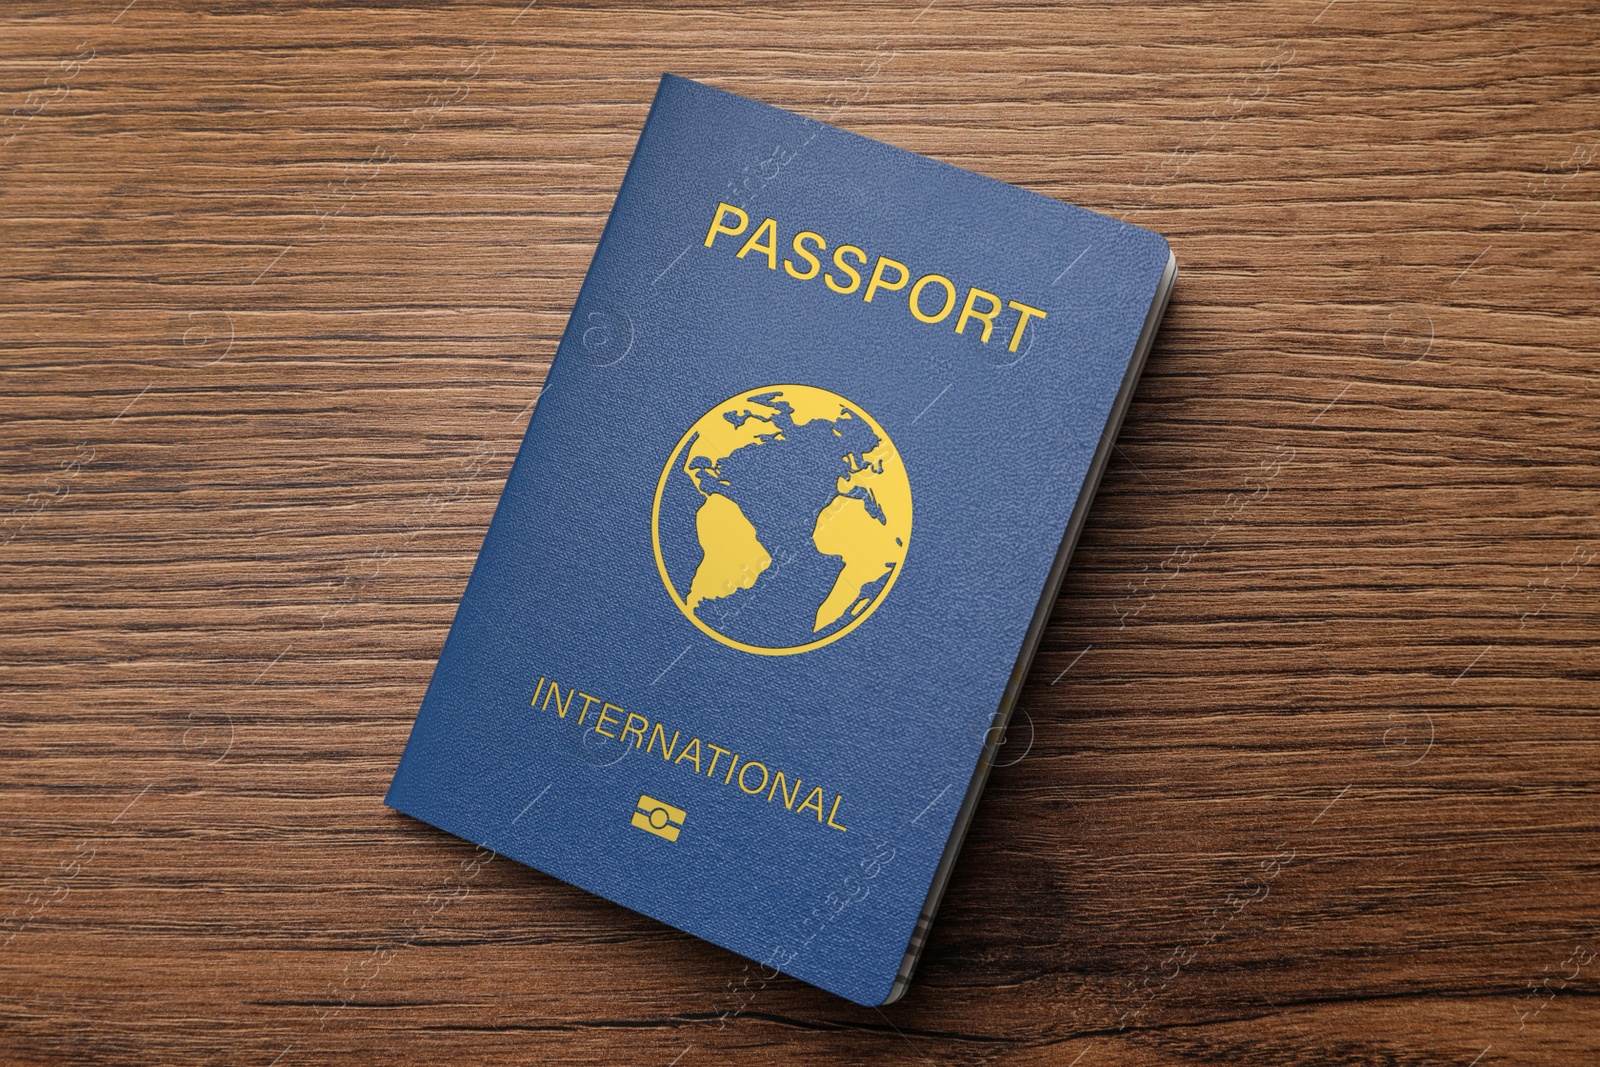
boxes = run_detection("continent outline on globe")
[650,384,913,656]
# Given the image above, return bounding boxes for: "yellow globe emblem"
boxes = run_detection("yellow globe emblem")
[651,385,912,655]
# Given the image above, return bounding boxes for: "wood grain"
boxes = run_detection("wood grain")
[3,1,1597,1064]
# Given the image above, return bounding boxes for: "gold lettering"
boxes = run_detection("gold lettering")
[955,286,1004,342]
[542,680,574,719]
[738,760,770,796]
[797,786,827,821]
[620,712,649,749]
[704,201,748,247]
[1006,300,1047,352]
[593,702,622,739]
[909,273,957,323]
[736,217,779,270]
[784,231,825,280]
[647,723,681,761]
[705,207,1044,353]
[768,771,803,809]
[826,794,848,832]
[534,667,855,836]
[825,245,866,295]
[863,255,910,303]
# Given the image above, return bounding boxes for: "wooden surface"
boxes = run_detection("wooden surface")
[3,1,1597,1064]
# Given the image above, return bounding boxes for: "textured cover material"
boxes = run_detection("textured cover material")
[386,74,1174,1006]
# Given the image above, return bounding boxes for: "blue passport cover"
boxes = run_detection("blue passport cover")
[386,74,1173,1006]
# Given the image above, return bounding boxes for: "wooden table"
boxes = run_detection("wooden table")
[3,2,1596,1063]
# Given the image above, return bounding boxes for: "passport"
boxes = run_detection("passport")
[386,73,1176,1006]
